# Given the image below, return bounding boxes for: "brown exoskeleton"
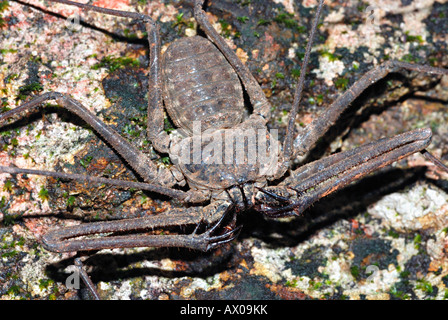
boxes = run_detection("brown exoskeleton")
[1,0,447,299]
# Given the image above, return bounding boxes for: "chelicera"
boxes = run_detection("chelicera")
[1,0,447,299]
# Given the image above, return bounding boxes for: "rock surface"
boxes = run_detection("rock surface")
[0,0,448,300]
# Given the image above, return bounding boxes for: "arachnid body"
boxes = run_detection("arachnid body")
[1,0,448,300]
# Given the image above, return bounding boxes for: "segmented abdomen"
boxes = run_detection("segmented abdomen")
[162,36,244,135]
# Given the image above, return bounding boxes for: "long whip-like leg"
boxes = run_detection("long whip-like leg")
[281,0,325,173]
[0,165,187,200]
[74,258,101,300]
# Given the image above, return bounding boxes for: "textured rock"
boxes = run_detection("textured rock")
[0,0,447,300]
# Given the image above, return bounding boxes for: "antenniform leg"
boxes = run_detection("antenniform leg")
[74,258,101,300]
[0,92,176,186]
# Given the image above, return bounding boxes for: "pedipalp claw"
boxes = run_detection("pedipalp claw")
[193,204,242,251]
[205,225,243,251]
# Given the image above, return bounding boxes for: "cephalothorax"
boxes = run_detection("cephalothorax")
[1,0,447,299]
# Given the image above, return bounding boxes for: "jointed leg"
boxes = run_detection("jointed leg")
[294,60,448,157]
[0,92,176,186]
[0,164,187,200]
[74,258,101,300]
[253,0,448,215]
[281,0,325,174]
[46,0,170,153]
[193,0,271,122]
